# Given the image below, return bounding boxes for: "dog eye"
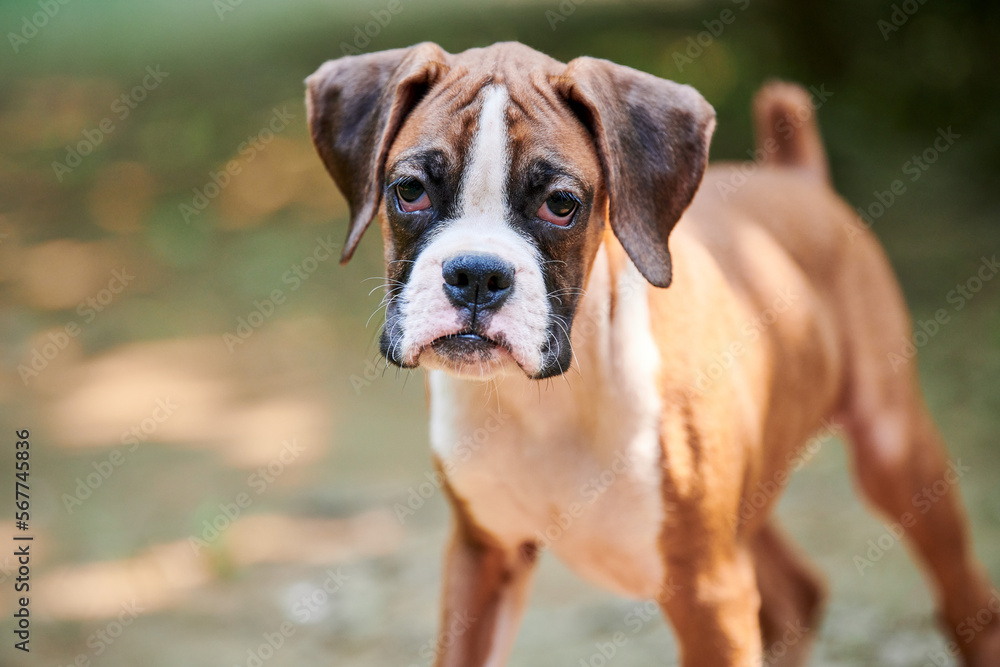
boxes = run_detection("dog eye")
[396,178,430,212]
[537,191,578,226]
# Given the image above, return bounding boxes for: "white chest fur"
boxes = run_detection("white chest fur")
[428,248,667,600]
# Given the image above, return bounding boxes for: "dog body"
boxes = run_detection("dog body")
[306,42,1000,666]
[430,163,844,594]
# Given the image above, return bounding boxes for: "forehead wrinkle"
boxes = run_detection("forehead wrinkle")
[390,73,487,155]
[506,84,560,129]
[510,81,604,195]
[531,74,570,111]
[419,66,470,106]
[422,70,496,113]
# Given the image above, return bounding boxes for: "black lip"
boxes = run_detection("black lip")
[430,330,500,359]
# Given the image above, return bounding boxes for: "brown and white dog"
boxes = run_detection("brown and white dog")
[305,42,999,666]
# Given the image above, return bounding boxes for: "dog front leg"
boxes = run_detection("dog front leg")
[660,546,764,667]
[433,523,537,667]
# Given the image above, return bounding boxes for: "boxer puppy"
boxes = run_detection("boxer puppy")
[305,41,1000,666]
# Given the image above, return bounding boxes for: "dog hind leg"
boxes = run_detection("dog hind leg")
[835,236,1000,666]
[752,521,826,666]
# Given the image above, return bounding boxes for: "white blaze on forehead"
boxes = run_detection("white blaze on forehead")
[460,85,511,219]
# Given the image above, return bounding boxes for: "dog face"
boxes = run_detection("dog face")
[377,79,606,379]
[306,42,715,379]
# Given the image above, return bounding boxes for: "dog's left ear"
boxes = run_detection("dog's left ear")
[306,42,451,263]
[553,58,715,288]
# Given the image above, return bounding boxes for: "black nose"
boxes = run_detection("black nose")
[442,254,515,314]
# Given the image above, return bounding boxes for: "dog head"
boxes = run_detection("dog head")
[306,42,714,379]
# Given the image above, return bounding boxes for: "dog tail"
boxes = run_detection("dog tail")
[753,81,829,182]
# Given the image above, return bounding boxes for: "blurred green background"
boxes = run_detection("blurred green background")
[1,0,998,665]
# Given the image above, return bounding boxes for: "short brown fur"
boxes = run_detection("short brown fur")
[306,43,1000,667]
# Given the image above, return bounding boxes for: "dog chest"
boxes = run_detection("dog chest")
[429,373,668,600]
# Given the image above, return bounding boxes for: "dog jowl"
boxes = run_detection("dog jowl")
[305,42,714,379]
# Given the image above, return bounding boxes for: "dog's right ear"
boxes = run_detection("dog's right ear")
[305,42,450,263]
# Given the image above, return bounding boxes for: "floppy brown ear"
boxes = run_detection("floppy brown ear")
[553,58,715,288]
[305,42,450,263]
